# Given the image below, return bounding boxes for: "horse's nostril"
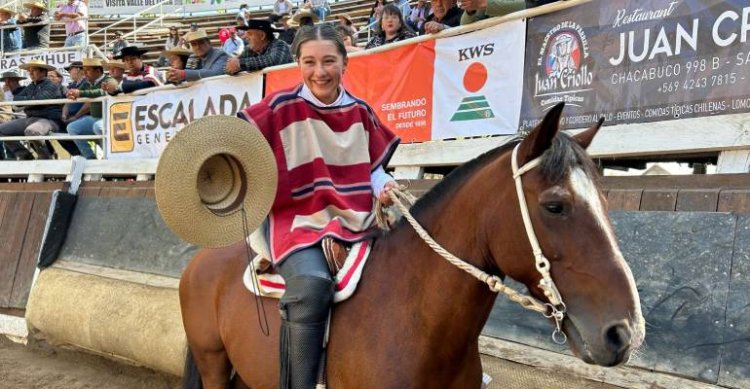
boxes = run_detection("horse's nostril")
[604,323,631,354]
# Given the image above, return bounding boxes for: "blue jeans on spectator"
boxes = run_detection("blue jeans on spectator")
[64,33,85,47]
[67,115,103,159]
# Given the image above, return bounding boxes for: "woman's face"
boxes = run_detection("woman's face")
[169,54,185,69]
[298,39,346,105]
[381,12,401,35]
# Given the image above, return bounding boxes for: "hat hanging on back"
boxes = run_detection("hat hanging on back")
[155,116,278,248]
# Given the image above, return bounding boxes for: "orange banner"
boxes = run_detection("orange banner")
[265,40,436,142]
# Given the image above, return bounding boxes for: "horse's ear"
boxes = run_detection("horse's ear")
[573,117,604,150]
[518,102,564,164]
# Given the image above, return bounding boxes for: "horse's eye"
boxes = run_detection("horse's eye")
[543,202,565,215]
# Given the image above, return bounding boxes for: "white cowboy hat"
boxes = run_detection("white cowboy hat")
[155,116,278,248]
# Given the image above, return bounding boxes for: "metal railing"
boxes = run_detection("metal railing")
[102,7,184,57]
[88,0,173,54]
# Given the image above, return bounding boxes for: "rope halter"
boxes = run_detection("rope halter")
[386,143,568,345]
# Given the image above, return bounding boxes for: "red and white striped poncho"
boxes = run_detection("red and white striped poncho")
[239,84,399,264]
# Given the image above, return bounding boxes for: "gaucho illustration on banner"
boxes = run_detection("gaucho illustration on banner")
[520,0,750,130]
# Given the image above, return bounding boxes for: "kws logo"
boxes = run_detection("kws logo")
[451,43,495,122]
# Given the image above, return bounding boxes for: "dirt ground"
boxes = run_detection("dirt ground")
[0,335,621,389]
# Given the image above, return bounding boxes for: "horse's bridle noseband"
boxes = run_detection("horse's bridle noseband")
[387,143,568,345]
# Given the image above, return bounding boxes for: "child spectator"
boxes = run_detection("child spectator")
[365,4,415,49]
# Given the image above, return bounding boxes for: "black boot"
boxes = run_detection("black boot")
[278,275,334,389]
[279,319,327,389]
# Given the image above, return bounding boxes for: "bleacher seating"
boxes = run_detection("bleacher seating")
[48,0,377,64]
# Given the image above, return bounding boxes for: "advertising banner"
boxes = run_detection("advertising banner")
[521,0,750,130]
[265,19,526,142]
[106,74,263,159]
[86,0,247,16]
[0,49,82,74]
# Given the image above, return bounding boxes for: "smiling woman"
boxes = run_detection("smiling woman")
[231,24,400,388]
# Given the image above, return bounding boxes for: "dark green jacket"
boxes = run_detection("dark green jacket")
[77,74,114,119]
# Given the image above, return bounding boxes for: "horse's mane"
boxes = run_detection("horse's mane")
[409,133,599,217]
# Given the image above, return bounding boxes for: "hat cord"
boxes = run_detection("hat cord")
[242,207,271,337]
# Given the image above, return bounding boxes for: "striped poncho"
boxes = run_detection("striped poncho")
[239,84,399,264]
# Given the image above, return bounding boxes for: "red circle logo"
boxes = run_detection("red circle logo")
[463,62,488,93]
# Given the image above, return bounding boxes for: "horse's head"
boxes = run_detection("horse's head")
[487,103,645,366]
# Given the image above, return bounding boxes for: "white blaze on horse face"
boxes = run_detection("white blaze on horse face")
[568,168,646,346]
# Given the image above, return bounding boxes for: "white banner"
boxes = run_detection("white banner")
[0,49,82,74]
[431,19,526,139]
[85,0,268,15]
[106,73,264,159]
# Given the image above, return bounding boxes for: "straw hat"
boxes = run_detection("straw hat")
[338,14,354,24]
[105,59,127,69]
[23,1,46,10]
[183,29,209,42]
[0,6,15,15]
[162,46,192,57]
[82,57,104,67]
[19,59,55,71]
[155,116,277,248]
[291,8,319,25]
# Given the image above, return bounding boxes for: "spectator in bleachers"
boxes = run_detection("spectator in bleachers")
[277,14,295,45]
[166,29,229,84]
[47,69,63,85]
[162,47,192,71]
[337,14,358,36]
[54,0,88,47]
[105,59,126,84]
[461,0,554,24]
[0,6,21,53]
[111,31,129,58]
[102,44,163,95]
[369,0,386,31]
[291,8,318,29]
[407,0,430,31]
[273,0,293,17]
[223,27,244,57]
[158,26,182,66]
[335,25,362,52]
[304,0,330,22]
[420,0,462,34]
[65,58,113,159]
[394,0,412,20]
[0,60,66,160]
[236,4,249,27]
[1,71,25,99]
[365,4,415,49]
[62,61,89,125]
[17,1,50,51]
[190,22,199,32]
[218,27,230,45]
[226,19,293,74]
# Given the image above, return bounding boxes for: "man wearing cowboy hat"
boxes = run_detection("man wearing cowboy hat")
[0,6,21,53]
[166,29,228,84]
[0,60,66,160]
[103,43,163,95]
[105,59,126,85]
[17,1,50,51]
[1,70,26,99]
[66,58,114,159]
[290,7,318,28]
[226,19,293,75]
[222,27,244,57]
[62,61,90,124]
[276,13,295,45]
[54,0,88,47]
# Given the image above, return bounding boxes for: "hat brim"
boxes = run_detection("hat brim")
[236,25,284,34]
[291,11,320,24]
[114,48,149,59]
[155,116,278,248]
[19,63,56,71]
[23,3,46,9]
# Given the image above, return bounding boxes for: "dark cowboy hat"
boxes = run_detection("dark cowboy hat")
[0,70,26,80]
[114,43,149,59]
[237,19,283,34]
[64,61,83,71]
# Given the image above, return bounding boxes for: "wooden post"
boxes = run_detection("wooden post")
[716,149,750,174]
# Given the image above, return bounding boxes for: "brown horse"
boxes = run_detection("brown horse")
[179,103,645,388]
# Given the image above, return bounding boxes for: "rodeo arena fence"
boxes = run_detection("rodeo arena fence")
[1,0,750,388]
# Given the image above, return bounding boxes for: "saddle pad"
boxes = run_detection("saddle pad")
[243,241,372,303]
